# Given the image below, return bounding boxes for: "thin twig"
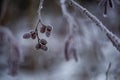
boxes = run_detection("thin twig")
[70,0,120,52]
[38,0,44,24]
[106,62,112,80]
[35,0,44,30]
[35,0,44,43]
[35,20,41,43]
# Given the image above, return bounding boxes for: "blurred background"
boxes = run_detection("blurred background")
[0,0,120,80]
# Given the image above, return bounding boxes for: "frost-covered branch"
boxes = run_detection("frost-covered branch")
[70,0,120,52]
[38,0,44,24]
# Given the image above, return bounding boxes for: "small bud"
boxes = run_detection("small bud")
[45,31,51,37]
[35,43,42,50]
[23,33,31,39]
[103,1,107,17]
[30,31,36,39]
[41,45,48,51]
[108,0,114,8]
[40,24,46,33]
[40,39,47,45]
[46,25,53,32]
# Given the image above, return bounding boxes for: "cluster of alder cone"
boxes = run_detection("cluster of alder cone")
[23,23,52,51]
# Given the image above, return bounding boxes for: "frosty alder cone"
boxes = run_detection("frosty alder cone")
[30,31,37,39]
[35,43,42,50]
[35,42,48,51]
[23,0,53,51]
[41,45,48,51]
[23,33,31,39]
[40,39,47,45]
[40,24,46,33]
[46,25,53,32]
[45,25,53,37]
[45,30,51,37]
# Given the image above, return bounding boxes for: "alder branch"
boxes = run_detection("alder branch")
[35,0,44,43]
[70,0,120,52]
[38,0,44,24]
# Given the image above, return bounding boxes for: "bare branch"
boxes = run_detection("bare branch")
[106,62,112,80]
[70,0,120,52]
[35,0,45,43]
[37,0,44,25]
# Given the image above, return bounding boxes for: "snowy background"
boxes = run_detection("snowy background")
[0,0,120,80]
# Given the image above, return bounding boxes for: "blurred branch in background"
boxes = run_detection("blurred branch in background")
[0,0,10,24]
[71,0,120,55]
[0,27,21,76]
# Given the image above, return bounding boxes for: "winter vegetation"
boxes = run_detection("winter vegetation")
[0,0,120,80]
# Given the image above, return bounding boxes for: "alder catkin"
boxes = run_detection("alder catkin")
[30,31,37,39]
[35,43,42,50]
[45,31,51,37]
[23,33,31,39]
[40,39,47,45]
[40,24,46,33]
[41,45,48,51]
[46,25,53,32]
[45,25,53,37]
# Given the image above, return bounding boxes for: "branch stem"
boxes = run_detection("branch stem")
[71,0,120,52]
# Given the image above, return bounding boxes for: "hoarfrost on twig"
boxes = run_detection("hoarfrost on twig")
[70,0,120,52]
